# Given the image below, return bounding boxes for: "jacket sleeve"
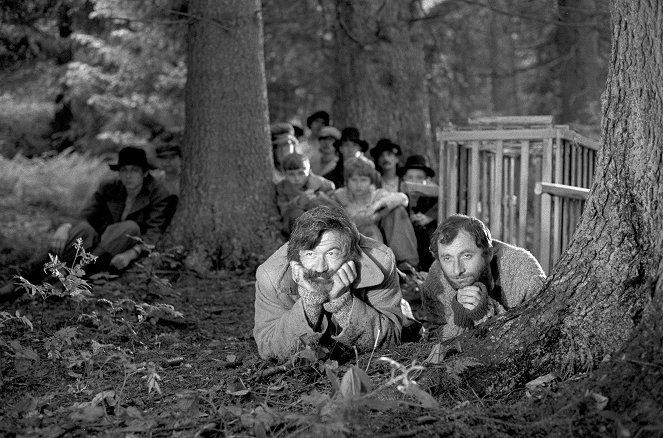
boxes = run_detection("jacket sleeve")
[331,251,404,352]
[141,183,173,247]
[253,264,325,361]
[375,190,409,212]
[80,183,111,233]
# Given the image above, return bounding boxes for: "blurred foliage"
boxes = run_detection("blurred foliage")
[0,0,609,158]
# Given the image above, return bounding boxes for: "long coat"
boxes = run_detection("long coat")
[253,236,404,360]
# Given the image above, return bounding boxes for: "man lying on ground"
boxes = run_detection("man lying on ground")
[422,214,546,340]
[253,205,407,361]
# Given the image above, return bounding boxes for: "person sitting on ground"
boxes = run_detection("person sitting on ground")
[422,214,546,340]
[0,146,174,299]
[312,126,341,176]
[399,154,438,271]
[370,138,403,193]
[275,153,337,235]
[298,110,330,173]
[271,123,299,184]
[253,205,405,361]
[154,143,182,197]
[323,126,369,189]
[331,156,420,272]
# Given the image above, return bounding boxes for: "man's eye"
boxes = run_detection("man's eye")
[327,250,340,258]
[441,256,451,262]
[463,253,473,259]
[303,251,315,258]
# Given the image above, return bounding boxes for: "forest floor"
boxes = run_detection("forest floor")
[0,198,653,438]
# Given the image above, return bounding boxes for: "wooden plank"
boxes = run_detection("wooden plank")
[518,140,530,247]
[438,128,559,142]
[481,152,490,224]
[539,138,553,274]
[552,133,563,266]
[459,147,468,214]
[401,181,439,198]
[558,127,601,151]
[508,157,516,244]
[468,115,554,126]
[534,182,591,200]
[469,141,480,216]
[491,140,504,239]
[447,143,459,217]
[437,138,446,221]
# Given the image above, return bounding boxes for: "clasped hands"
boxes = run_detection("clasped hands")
[456,283,487,311]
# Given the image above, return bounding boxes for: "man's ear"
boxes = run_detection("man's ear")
[484,246,494,261]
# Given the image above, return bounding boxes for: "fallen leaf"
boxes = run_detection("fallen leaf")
[70,405,105,422]
[226,378,250,396]
[525,373,557,390]
[423,343,447,364]
[339,366,373,398]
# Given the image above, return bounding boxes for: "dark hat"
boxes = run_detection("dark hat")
[306,110,330,128]
[292,124,304,139]
[397,154,435,178]
[156,144,182,157]
[109,146,156,171]
[334,126,369,153]
[370,138,402,161]
[270,123,295,140]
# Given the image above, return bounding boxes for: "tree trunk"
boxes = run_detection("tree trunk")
[487,0,520,115]
[333,0,432,158]
[169,0,277,268]
[555,0,605,128]
[435,0,663,396]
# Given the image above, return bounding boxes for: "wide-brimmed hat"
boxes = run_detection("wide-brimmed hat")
[306,110,330,128]
[109,147,156,171]
[370,138,402,161]
[397,154,435,178]
[318,126,341,140]
[334,127,369,152]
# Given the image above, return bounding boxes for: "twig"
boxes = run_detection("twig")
[365,328,381,372]
[256,364,290,379]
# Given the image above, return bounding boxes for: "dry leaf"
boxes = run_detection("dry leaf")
[525,373,557,390]
[339,365,373,397]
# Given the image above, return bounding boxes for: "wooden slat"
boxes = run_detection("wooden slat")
[558,127,601,151]
[438,128,559,142]
[552,133,563,266]
[518,140,530,247]
[447,143,459,217]
[469,141,480,216]
[481,151,490,224]
[534,182,591,200]
[539,138,553,273]
[491,140,504,239]
[401,181,439,197]
[468,115,554,126]
[508,157,516,244]
[437,139,446,221]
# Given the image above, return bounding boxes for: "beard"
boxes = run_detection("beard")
[302,268,335,294]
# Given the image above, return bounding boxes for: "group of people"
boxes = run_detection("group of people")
[271,110,439,275]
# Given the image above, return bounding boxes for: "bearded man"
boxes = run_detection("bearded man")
[253,205,406,361]
[422,214,546,340]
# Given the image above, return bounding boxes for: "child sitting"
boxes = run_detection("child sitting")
[332,157,419,271]
[275,153,336,235]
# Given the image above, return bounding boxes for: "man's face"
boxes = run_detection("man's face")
[347,174,373,197]
[157,153,181,176]
[310,118,326,136]
[437,230,491,290]
[285,166,310,189]
[340,141,361,159]
[402,169,428,184]
[378,151,399,171]
[298,230,348,292]
[119,165,146,192]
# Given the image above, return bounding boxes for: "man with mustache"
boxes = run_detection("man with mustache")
[253,205,405,361]
[422,214,546,340]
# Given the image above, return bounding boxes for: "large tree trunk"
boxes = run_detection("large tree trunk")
[555,0,605,128]
[169,0,277,267]
[429,0,663,395]
[333,0,432,157]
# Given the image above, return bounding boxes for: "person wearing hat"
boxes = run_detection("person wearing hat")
[299,110,331,174]
[154,143,182,196]
[271,123,299,184]
[370,138,403,193]
[0,146,173,300]
[314,126,342,176]
[398,154,439,271]
[323,126,370,189]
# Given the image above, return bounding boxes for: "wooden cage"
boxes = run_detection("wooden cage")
[436,116,600,273]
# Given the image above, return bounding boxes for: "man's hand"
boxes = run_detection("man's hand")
[50,223,72,255]
[410,212,433,227]
[328,260,357,300]
[456,284,484,311]
[110,248,139,270]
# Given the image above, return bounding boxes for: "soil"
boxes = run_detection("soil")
[1,199,661,437]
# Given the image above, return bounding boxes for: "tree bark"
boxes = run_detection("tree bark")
[333,0,432,158]
[427,0,663,396]
[169,0,277,267]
